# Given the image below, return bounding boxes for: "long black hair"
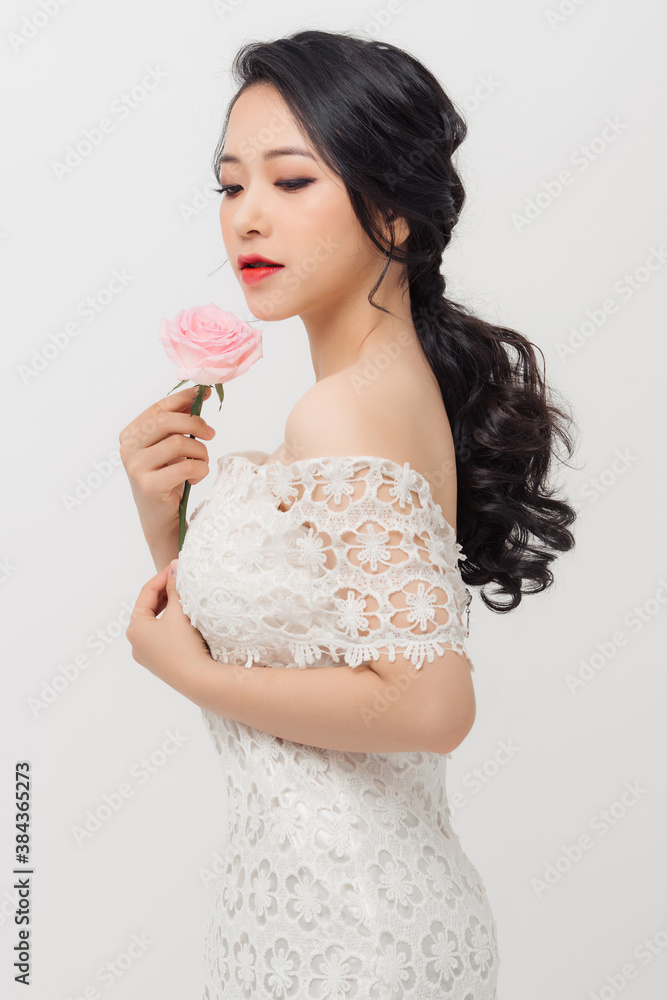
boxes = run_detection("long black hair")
[212,29,579,613]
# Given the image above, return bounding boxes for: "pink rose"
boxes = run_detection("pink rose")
[158,303,262,384]
[158,303,263,550]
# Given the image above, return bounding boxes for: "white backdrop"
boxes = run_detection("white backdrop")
[2,1,666,998]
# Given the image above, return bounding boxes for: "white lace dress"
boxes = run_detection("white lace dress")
[175,449,500,999]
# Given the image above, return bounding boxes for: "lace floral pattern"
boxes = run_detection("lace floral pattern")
[176,451,499,998]
[177,450,474,672]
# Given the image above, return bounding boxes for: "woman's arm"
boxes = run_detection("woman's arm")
[145,526,181,573]
[174,649,461,755]
[129,563,471,756]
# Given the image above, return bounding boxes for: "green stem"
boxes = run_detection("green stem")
[178,384,209,552]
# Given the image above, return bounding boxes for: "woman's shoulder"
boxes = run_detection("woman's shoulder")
[284,363,432,458]
[281,363,458,525]
[283,368,386,462]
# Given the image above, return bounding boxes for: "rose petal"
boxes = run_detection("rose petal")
[158,305,263,384]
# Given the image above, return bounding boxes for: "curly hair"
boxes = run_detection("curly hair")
[212,28,580,613]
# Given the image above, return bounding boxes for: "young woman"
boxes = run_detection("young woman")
[122,29,577,999]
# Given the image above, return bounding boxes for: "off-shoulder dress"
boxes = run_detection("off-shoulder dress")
[176,449,500,999]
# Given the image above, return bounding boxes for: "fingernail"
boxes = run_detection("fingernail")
[170,559,178,575]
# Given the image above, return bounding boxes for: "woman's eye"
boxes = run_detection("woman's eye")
[215,179,314,198]
[277,179,315,191]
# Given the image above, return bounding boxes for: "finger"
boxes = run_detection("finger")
[165,559,181,602]
[166,558,179,584]
[123,390,215,454]
[157,559,179,616]
[145,433,210,469]
[120,383,210,439]
[168,384,212,412]
[131,565,170,621]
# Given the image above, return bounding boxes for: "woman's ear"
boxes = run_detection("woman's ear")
[370,203,410,251]
[386,210,410,248]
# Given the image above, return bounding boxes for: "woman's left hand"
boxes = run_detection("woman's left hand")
[125,559,211,689]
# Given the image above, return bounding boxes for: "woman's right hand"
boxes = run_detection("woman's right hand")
[119,385,216,544]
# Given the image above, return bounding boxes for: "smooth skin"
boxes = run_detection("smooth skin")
[124,82,476,755]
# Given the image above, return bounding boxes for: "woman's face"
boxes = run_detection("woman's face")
[217,83,391,322]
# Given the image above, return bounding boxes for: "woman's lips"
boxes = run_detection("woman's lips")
[240,264,285,285]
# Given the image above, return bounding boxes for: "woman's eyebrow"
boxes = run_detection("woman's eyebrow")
[219,145,317,165]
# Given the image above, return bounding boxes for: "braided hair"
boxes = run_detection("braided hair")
[214,28,579,612]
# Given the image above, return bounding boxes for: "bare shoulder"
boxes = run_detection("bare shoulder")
[282,366,431,465]
[284,370,349,461]
[281,368,474,750]
[279,365,458,525]
[279,365,475,742]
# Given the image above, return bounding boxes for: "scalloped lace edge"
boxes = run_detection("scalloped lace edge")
[201,634,474,672]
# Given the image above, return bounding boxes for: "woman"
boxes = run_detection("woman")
[122,29,577,999]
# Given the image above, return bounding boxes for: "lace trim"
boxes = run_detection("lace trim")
[219,450,461,540]
[215,635,472,672]
[193,450,476,672]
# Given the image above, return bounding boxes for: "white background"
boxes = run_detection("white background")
[2,1,666,998]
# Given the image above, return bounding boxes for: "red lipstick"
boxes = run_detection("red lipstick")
[238,253,283,268]
[238,252,285,284]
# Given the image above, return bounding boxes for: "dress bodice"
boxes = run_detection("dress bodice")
[175,450,500,998]
[175,449,474,673]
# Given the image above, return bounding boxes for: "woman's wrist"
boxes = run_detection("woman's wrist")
[145,527,181,572]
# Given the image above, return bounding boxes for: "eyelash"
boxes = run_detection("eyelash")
[214,179,315,197]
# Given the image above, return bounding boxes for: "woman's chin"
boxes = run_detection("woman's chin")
[242,296,297,323]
